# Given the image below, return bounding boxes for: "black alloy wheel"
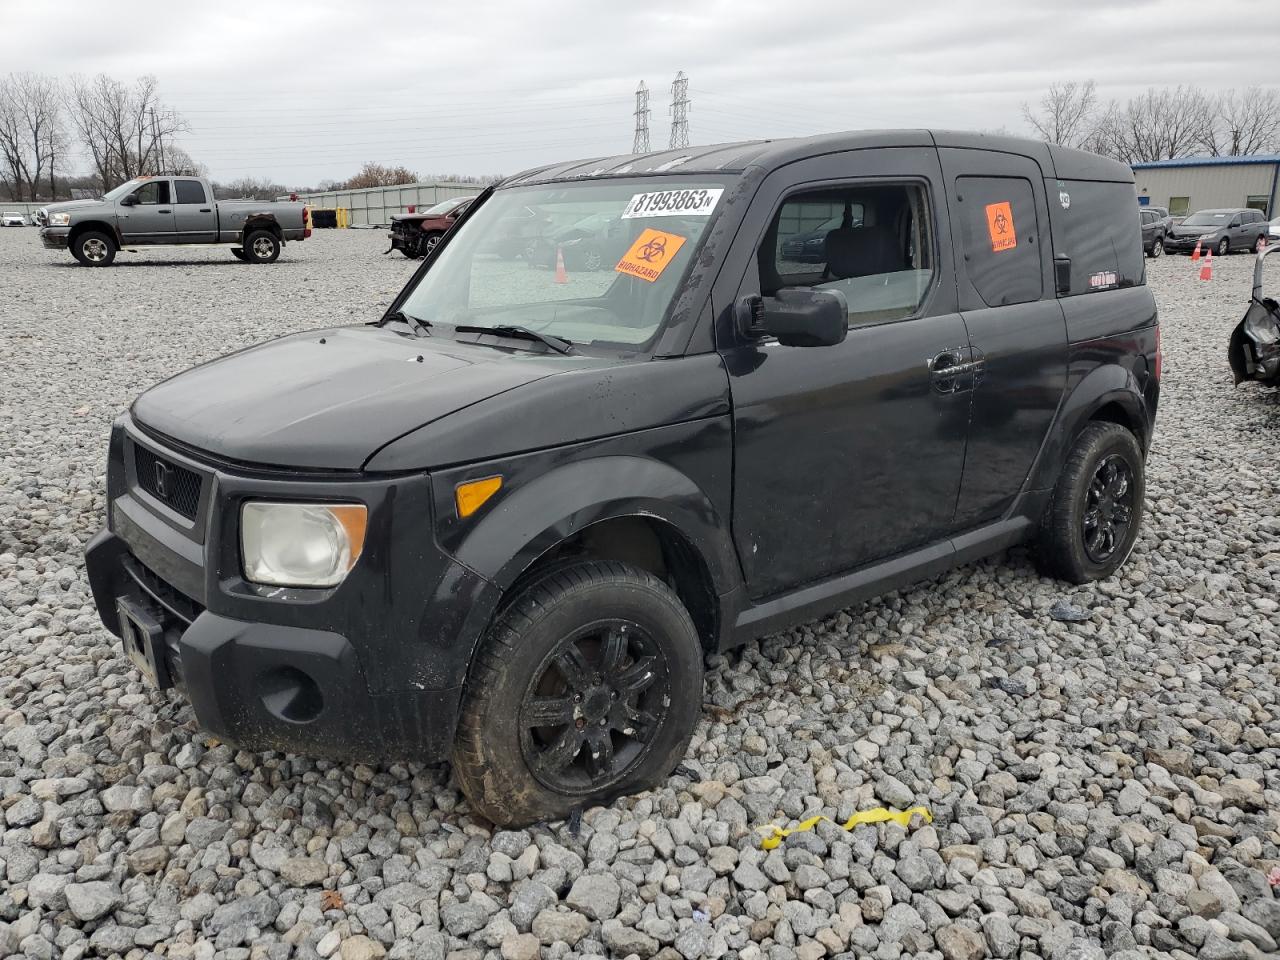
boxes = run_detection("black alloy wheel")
[520,619,668,793]
[1081,454,1135,564]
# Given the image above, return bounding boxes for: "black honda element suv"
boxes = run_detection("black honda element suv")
[87,131,1159,826]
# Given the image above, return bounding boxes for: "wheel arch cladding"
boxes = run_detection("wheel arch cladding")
[440,454,739,662]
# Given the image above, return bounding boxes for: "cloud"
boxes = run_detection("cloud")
[5,0,1267,183]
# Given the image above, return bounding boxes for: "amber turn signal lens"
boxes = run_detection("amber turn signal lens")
[455,476,502,518]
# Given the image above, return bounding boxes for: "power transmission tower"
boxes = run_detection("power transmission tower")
[632,81,651,154]
[669,71,689,149]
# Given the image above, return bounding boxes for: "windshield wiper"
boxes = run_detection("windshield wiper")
[454,324,573,354]
[382,309,431,337]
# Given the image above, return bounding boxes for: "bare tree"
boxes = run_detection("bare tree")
[0,72,64,201]
[341,161,419,190]
[65,73,189,190]
[1203,86,1280,156]
[1022,80,1098,148]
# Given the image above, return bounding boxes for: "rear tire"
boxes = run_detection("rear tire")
[452,560,704,827]
[243,229,281,264]
[1036,422,1145,584]
[72,230,116,267]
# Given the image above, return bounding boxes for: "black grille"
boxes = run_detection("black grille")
[134,444,202,520]
[123,556,204,627]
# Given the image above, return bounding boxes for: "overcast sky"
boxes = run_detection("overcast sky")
[6,0,1275,186]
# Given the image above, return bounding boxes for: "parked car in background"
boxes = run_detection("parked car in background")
[2,211,28,227]
[387,196,476,258]
[479,204,554,259]
[525,211,633,270]
[85,130,1159,825]
[1144,205,1174,235]
[1140,208,1166,258]
[38,175,309,266]
[1163,207,1270,256]
[779,205,866,263]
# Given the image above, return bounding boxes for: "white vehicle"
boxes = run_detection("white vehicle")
[1,211,28,227]
[1269,216,1279,242]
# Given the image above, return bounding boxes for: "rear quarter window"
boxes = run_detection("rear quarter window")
[954,176,1043,307]
[1049,179,1144,295]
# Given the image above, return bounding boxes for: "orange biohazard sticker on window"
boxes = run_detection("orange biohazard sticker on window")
[615,228,687,282]
[985,201,1017,252]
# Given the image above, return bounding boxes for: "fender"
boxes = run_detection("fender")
[69,219,123,247]
[430,438,741,680]
[1024,359,1150,498]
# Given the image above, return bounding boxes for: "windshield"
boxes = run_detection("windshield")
[101,178,149,202]
[397,178,730,350]
[1182,211,1231,227]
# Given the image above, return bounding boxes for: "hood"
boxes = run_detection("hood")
[131,325,596,470]
[43,198,108,214]
[1171,223,1221,238]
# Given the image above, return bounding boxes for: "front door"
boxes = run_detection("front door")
[120,179,175,244]
[173,178,216,242]
[715,147,971,599]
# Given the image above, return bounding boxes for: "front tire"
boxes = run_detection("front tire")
[243,229,281,264]
[1149,238,1163,258]
[452,561,704,827]
[1036,422,1145,584]
[72,230,116,267]
[1217,237,1230,257]
[421,231,444,257]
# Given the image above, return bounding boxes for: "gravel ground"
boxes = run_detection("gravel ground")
[2,228,1278,960]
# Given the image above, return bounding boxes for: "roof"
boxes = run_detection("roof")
[503,130,1133,187]
[1132,154,1280,170]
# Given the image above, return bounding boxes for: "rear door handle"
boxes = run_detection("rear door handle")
[199,208,211,213]
[158,209,171,214]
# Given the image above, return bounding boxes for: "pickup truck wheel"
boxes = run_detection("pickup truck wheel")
[452,560,704,827]
[230,248,247,261]
[1036,422,1145,584]
[72,231,116,267]
[244,229,281,264]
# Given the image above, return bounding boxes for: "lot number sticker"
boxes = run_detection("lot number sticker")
[621,188,723,219]
[985,201,1018,252]
[615,228,687,282]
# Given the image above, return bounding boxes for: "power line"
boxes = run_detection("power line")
[632,81,651,154]
[669,71,690,150]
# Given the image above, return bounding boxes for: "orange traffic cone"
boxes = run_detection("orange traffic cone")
[554,246,569,284]
[1191,240,1201,261]
[1199,249,1213,281]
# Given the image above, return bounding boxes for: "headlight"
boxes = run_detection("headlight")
[49,212,70,226]
[1199,234,1216,241]
[240,502,367,588]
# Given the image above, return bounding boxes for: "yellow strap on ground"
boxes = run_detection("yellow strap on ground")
[759,805,932,850]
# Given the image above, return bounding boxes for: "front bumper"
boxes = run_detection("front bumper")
[1163,235,1212,252]
[40,226,69,249]
[84,417,493,763]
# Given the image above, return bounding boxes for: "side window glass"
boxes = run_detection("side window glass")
[133,181,170,205]
[761,182,934,326]
[1050,179,1144,295]
[954,176,1042,307]
[175,179,206,204]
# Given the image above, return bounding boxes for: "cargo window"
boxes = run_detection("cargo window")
[132,180,170,205]
[175,179,206,205]
[762,183,934,325]
[1049,179,1145,296]
[954,176,1043,307]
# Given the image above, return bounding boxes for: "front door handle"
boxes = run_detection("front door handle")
[158,209,171,214]
[928,348,984,394]
[199,208,211,213]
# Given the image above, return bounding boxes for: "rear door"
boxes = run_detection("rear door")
[715,146,972,598]
[938,148,1067,529]
[173,179,217,243]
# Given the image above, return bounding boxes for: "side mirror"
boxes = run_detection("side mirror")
[120,194,137,206]
[738,289,848,347]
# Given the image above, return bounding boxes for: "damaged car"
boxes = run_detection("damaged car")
[1229,244,1280,387]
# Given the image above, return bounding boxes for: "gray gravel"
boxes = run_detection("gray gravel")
[2,228,1278,960]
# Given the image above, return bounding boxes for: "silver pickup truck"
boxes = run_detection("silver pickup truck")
[38,175,310,266]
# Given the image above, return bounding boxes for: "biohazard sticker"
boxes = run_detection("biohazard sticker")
[615,229,687,282]
[621,188,723,219]
[985,201,1018,252]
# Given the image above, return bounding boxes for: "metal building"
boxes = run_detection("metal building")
[285,180,482,227]
[1132,154,1280,219]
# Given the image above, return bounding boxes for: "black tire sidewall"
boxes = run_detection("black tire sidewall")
[73,231,115,267]
[244,230,280,263]
[1041,423,1145,583]
[1218,237,1230,256]
[453,563,704,826]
